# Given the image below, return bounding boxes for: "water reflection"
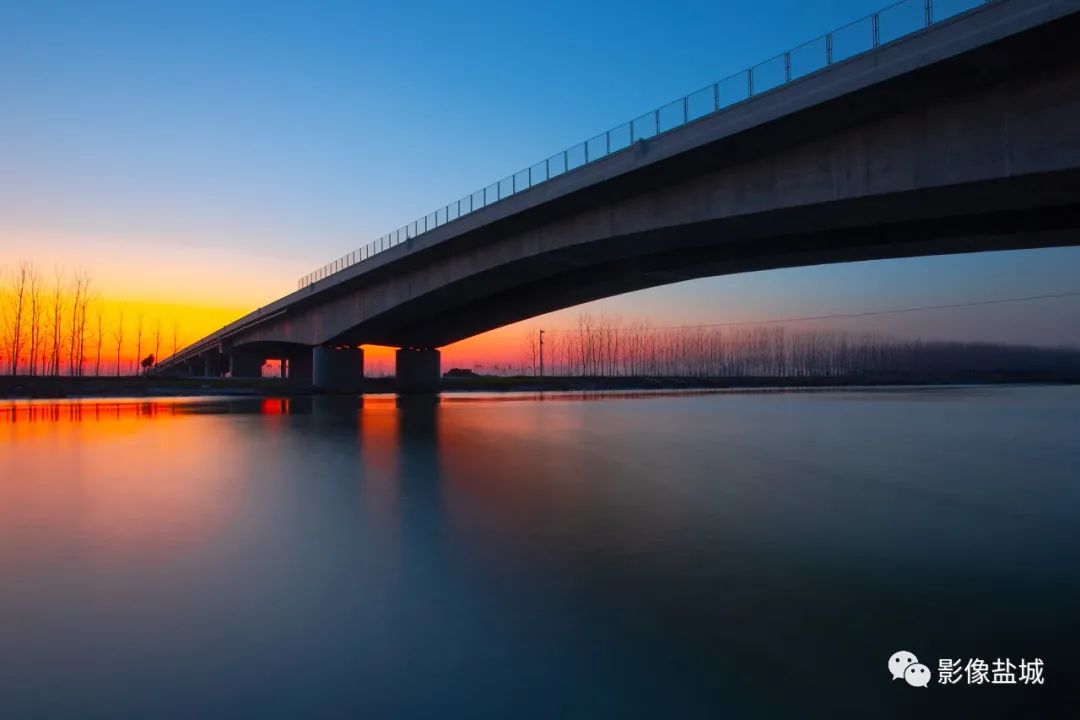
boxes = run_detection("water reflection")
[1,388,1078,718]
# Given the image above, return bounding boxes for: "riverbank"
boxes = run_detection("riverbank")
[2,370,1079,399]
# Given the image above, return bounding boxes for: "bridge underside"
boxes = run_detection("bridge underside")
[161,0,1080,391]
[202,170,1078,391]
[342,175,1080,348]
[239,44,1080,353]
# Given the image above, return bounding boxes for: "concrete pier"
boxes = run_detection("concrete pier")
[313,345,364,391]
[395,348,440,394]
[287,349,314,386]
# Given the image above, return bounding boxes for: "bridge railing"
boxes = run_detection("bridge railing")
[297,0,994,291]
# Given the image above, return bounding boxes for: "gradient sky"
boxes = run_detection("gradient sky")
[2,0,1078,370]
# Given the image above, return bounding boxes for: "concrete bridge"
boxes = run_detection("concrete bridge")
[158,0,1080,391]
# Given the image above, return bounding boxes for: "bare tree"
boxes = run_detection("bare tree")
[523,326,539,376]
[67,273,81,375]
[26,263,42,376]
[152,318,162,370]
[134,309,145,376]
[66,271,91,376]
[4,262,30,375]
[93,300,106,376]
[48,267,65,375]
[75,278,92,376]
[113,306,126,376]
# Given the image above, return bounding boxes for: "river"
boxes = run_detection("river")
[1,386,1077,718]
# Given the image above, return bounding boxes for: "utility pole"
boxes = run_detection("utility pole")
[539,329,545,378]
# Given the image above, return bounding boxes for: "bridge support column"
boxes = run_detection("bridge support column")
[229,351,264,379]
[313,345,364,391]
[286,349,314,386]
[395,348,440,394]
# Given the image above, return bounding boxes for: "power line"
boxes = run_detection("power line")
[539,290,1080,334]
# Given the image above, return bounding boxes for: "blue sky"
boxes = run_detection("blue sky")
[2,0,1077,347]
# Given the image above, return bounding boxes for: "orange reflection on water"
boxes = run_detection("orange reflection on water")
[1,400,176,421]
[261,397,290,416]
[357,396,401,545]
[0,399,246,571]
[432,396,599,541]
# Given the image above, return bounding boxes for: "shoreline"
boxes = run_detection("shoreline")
[2,371,1078,399]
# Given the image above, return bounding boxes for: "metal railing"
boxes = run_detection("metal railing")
[298,0,993,291]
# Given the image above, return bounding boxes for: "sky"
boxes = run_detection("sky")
[1,0,1077,371]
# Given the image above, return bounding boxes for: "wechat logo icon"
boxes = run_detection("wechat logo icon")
[890,650,931,687]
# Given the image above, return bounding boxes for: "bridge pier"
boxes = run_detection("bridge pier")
[395,348,440,394]
[229,351,264,379]
[285,349,314,386]
[313,345,364,391]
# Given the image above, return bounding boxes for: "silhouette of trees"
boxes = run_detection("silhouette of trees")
[532,312,1080,378]
[4,257,1079,379]
[0,261,193,376]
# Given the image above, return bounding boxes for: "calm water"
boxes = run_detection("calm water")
[1,387,1078,718]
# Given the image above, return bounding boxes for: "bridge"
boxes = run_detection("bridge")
[158,0,1080,392]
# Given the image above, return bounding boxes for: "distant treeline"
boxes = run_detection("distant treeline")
[522,314,1080,378]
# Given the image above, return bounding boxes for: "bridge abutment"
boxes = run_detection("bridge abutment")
[313,345,364,391]
[395,348,440,394]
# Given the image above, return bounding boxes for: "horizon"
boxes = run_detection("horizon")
[2,256,1078,377]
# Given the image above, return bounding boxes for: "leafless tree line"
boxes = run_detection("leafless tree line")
[0,261,182,376]
[521,312,1080,378]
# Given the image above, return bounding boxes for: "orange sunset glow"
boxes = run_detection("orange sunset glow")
[0,250,530,375]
